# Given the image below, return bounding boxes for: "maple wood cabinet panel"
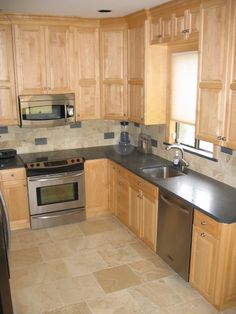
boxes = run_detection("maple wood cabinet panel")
[108,160,118,215]
[126,14,167,125]
[74,27,100,120]
[190,210,236,311]
[0,168,29,230]
[100,25,128,120]
[0,24,17,125]
[85,159,109,217]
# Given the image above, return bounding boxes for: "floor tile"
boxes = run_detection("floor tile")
[79,219,114,235]
[55,274,105,305]
[47,223,82,241]
[94,264,141,293]
[10,247,43,269]
[44,302,92,314]
[87,289,143,314]
[130,241,157,259]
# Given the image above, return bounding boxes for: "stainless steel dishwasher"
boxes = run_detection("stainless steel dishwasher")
[157,190,193,281]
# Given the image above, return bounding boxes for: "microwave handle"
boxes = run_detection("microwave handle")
[64,103,68,122]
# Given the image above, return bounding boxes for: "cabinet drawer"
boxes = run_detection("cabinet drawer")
[128,171,158,198]
[0,168,26,181]
[194,210,221,239]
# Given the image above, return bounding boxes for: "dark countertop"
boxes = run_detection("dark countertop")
[18,145,236,224]
[0,156,24,170]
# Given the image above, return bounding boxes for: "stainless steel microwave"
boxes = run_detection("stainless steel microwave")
[18,93,75,128]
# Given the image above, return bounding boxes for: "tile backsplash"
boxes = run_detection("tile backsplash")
[128,123,236,188]
[0,120,121,154]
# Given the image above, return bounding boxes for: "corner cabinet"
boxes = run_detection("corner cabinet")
[74,26,100,120]
[190,210,236,311]
[126,12,167,125]
[196,0,236,149]
[100,22,128,120]
[14,23,74,95]
[0,168,29,230]
[0,23,18,125]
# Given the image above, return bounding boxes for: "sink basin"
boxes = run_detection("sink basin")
[140,165,184,179]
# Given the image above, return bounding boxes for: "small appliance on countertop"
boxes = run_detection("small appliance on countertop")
[137,133,152,154]
[0,149,24,170]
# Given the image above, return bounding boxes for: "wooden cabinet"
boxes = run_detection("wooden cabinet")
[100,23,128,120]
[0,23,18,125]
[196,0,233,146]
[126,12,167,125]
[0,168,29,230]
[116,166,129,225]
[108,161,118,215]
[85,159,109,217]
[128,171,158,250]
[150,0,200,45]
[190,210,236,310]
[14,23,74,95]
[74,27,100,120]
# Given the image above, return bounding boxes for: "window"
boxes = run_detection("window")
[169,51,214,158]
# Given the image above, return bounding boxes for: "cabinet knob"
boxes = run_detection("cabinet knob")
[200,232,206,238]
[217,136,222,140]
[182,29,189,34]
[11,174,14,177]
[157,34,162,38]
[222,137,227,141]
[201,221,207,226]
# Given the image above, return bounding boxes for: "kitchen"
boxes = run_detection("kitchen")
[0,0,236,313]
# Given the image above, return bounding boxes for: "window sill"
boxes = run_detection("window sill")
[163,142,218,162]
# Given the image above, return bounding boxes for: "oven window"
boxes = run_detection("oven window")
[36,183,78,206]
[22,105,65,121]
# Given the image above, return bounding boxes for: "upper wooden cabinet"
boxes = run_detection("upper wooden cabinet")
[126,12,167,125]
[150,0,200,45]
[100,22,128,120]
[14,23,74,95]
[74,27,100,120]
[196,0,235,147]
[0,23,17,125]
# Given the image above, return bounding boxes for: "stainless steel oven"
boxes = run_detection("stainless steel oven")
[26,156,85,229]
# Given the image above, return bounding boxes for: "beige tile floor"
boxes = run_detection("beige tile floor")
[9,216,236,314]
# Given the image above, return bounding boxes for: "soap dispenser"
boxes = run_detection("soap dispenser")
[173,150,180,167]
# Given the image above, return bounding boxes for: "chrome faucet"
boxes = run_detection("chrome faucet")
[165,144,189,170]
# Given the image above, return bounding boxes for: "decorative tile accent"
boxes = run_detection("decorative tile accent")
[35,138,47,145]
[0,126,8,134]
[70,122,82,128]
[134,123,140,128]
[104,132,115,139]
[151,139,158,148]
[220,147,233,155]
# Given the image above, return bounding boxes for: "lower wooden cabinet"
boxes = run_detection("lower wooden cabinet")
[190,210,236,311]
[0,168,29,230]
[85,159,109,217]
[129,183,141,236]
[116,170,129,226]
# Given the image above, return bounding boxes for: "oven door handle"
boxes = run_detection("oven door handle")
[28,171,84,182]
[33,209,83,219]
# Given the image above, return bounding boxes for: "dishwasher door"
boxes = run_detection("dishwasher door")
[157,191,193,281]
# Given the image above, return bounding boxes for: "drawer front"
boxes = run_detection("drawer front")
[194,210,221,239]
[0,168,26,181]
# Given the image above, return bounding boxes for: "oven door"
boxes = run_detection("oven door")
[28,170,85,215]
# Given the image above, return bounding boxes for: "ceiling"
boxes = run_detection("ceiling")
[0,0,169,18]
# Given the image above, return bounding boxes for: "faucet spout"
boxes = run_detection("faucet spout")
[165,144,189,170]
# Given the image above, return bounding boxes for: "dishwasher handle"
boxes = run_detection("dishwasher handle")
[160,194,190,215]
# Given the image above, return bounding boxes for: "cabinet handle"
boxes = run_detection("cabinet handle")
[217,136,222,140]
[200,232,206,238]
[157,34,162,38]
[222,137,227,141]
[11,174,14,177]
[201,221,207,225]
[182,29,189,34]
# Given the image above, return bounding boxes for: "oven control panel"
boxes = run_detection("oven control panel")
[26,157,84,169]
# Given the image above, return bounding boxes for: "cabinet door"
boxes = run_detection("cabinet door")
[224,1,236,149]
[100,28,127,119]
[0,24,17,125]
[2,180,29,229]
[108,161,117,215]
[45,26,74,93]
[75,28,100,120]
[173,11,186,41]
[14,24,47,95]
[196,0,230,144]
[116,173,129,225]
[129,184,141,236]
[190,226,219,302]
[140,191,158,251]
[85,159,109,217]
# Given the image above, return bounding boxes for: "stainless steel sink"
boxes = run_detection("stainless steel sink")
[140,165,184,179]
